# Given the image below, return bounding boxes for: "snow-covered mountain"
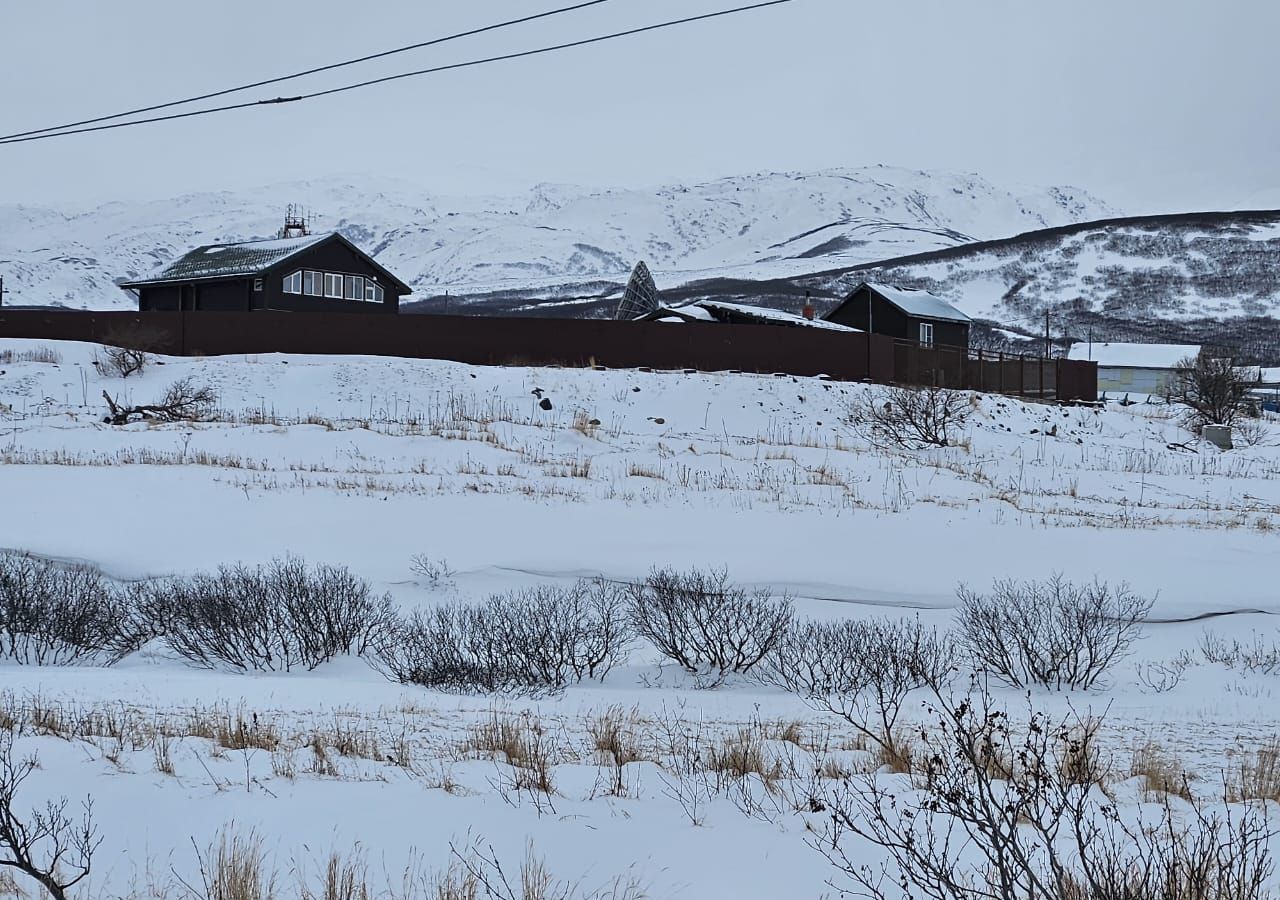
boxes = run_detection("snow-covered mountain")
[0,167,1113,310]
[793,210,1280,360]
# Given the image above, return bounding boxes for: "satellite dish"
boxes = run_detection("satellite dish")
[615,260,661,320]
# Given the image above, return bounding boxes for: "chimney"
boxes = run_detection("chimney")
[802,290,815,320]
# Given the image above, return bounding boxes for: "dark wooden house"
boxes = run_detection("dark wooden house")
[119,232,411,313]
[824,282,970,348]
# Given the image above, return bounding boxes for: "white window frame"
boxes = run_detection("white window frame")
[344,275,361,300]
[365,280,384,303]
[303,271,318,296]
[919,322,935,347]
[282,271,302,295]
[324,273,343,299]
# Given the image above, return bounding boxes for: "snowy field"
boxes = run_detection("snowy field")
[1,338,1279,898]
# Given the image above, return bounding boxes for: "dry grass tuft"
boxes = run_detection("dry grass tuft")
[1230,737,1280,803]
[466,711,557,795]
[708,729,781,786]
[197,829,277,900]
[587,707,648,766]
[1129,741,1193,800]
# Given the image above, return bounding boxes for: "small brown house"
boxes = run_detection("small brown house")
[120,232,411,313]
[824,282,970,348]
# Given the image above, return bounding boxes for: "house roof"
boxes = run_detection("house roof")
[120,234,331,286]
[1066,342,1201,370]
[861,283,971,323]
[117,232,413,294]
[642,299,860,332]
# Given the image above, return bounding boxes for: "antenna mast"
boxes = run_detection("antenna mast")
[278,204,311,239]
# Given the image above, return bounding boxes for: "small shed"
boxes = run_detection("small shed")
[823,282,970,348]
[119,232,411,313]
[1066,342,1200,395]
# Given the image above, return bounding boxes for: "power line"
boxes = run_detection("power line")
[0,0,618,142]
[0,0,795,146]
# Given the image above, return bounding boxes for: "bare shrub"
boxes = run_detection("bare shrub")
[0,552,144,666]
[376,580,631,693]
[816,682,1276,900]
[956,575,1154,690]
[0,731,100,900]
[850,384,970,449]
[158,558,395,672]
[756,616,951,757]
[1168,354,1252,432]
[410,554,456,588]
[1200,631,1280,676]
[102,377,217,425]
[626,567,792,679]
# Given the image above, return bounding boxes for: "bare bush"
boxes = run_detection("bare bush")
[757,616,951,756]
[1168,354,1252,432]
[816,682,1276,900]
[376,580,631,693]
[850,384,970,449]
[0,731,101,900]
[1200,631,1280,676]
[158,558,395,672]
[409,554,456,588]
[626,567,792,679]
[93,344,149,379]
[102,377,217,425]
[0,552,144,666]
[956,575,1154,690]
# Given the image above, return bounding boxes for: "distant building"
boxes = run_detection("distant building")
[638,298,859,332]
[823,282,970,348]
[119,232,411,313]
[1066,341,1200,394]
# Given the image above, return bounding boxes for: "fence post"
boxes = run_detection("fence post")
[1019,354,1025,397]
[998,351,1004,394]
[1039,354,1045,400]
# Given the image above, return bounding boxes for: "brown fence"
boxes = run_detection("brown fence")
[892,341,1097,402]
[0,310,1097,402]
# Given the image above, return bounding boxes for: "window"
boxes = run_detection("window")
[344,275,362,300]
[303,271,320,296]
[919,322,935,348]
[365,281,384,303]
[324,273,344,298]
[281,272,301,294]
[255,277,266,293]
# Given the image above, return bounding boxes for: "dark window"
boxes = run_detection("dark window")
[919,322,934,348]
[344,275,361,300]
[254,277,265,292]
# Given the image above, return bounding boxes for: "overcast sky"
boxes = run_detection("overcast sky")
[1,0,1277,214]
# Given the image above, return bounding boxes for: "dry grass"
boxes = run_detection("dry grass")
[196,829,277,900]
[872,729,917,775]
[708,729,781,786]
[1058,718,1109,786]
[1130,741,1193,800]
[298,850,372,900]
[0,346,61,365]
[587,707,648,766]
[465,711,557,795]
[1229,737,1280,803]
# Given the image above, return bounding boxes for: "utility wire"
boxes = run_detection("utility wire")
[0,0,794,146]
[0,0,618,142]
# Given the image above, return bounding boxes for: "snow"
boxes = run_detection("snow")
[0,166,1114,311]
[1,337,1279,897]
[1068,341,1201,369]
[697,299,860,331]
[863,282,972,322]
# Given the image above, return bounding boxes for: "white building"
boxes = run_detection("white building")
[1067,341,1201,395]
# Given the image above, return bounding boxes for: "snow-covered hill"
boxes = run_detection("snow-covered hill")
[797,211,1280,355]
[0,167,1112,310]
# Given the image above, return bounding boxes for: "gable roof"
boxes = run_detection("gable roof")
[118,232,412,293]
[1066,341,1200,369]
[640,299,860,332]
[860,282,971,323]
